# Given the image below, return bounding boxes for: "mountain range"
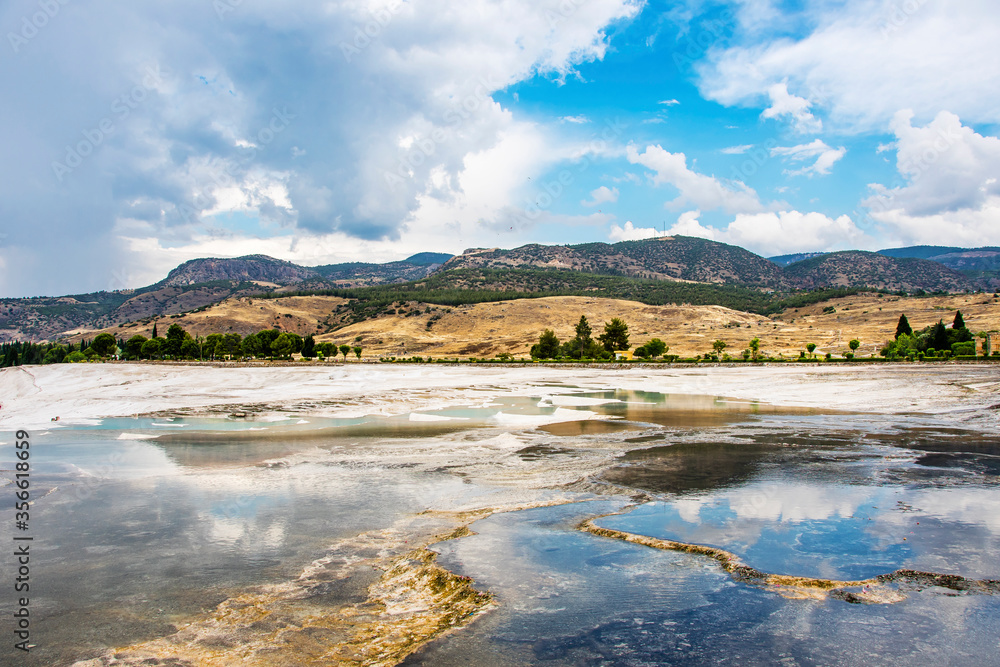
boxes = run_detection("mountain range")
[1,238,996,342]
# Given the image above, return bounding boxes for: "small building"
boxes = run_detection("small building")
[615,350,633,361]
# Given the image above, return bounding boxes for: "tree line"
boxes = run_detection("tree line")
[880,311,985,359]
[0,323,363,368]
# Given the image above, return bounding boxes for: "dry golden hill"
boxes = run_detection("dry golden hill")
[74,292,1000,360]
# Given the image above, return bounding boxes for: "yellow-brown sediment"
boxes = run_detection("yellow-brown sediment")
[72,527,493,667]
[579,518,1000,605]
[72,502,583,667]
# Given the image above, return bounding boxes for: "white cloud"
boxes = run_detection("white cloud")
[626,144,765,214]
[609,220,659,242]
[771,139,846,177]
[760,82,822,133]
[697,0,1000,132]
[721,144,754,155]
[0,0,645,296]
[561,115,590,124]
[582,186,619,207]
[659,99,681,106]
[725,210,864,255]
[607,207,864,255]
[863,111,1000,246]
[666,210,717,240]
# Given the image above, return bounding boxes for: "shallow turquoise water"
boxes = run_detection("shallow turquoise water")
[3,389,999,666]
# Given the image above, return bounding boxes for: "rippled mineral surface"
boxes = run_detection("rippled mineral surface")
[2,382,999,666]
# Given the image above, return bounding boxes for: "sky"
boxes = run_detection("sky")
[2,0,1000,298]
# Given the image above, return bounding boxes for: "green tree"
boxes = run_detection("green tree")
[896,314,913,339]
[271,333,294,359]
[339,344,351,360]
[125,335,147,360]
[644,338,667,359]
[242,333,263,358]
[953,310,966,330]
[530,329,561,359]
[180,338,200,359]
[353,345,362,359]
[930,320,949,351]
[258,329,281,357]
[91,333,118,357]
[223,333,242,359]
[65,350,87,363]
[165,324,189,357]
[806,342,817,358]
[152,323,158,339]
[849,339,861,354]
[301,335,316,359]
[575,316,592,346]
[749,337,761,361]
[141,338,163,359]
[204,334,224,360]
[712,339,727,357]
[43,347,66,365]
[598,318,630,352]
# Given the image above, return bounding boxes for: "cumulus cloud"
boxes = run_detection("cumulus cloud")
[696,0,1000,131]
[760,83,822,133]
[626,144,765,214]
[609,220,659,242]
[610,207,863,255]
[864,110,1000,245]
[0,0,643,296]
[724,210,864,256]
[582,185,619,207]
[666,210,717,240]
[771,139,847,177]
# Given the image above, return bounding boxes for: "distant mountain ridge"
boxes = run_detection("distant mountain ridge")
[445,236,786,287]
[162,255,315,287]
[782,251,971,293]
[0,239,988,343]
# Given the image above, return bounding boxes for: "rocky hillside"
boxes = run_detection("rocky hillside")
[783,251,973,292]
[162,255,316,287]
[2,239,987,344]
[0,253,452,342]
[446,236,787,287]
[312,259,448,287]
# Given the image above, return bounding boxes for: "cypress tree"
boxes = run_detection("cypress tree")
[895,314,913,339]
[152,323,158,339]
[930,320,949,351]
[953,310,966,330]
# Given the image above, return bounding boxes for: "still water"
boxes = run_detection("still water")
[1,390,998,665]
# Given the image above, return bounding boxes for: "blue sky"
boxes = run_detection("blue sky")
[2,0,1000,297]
